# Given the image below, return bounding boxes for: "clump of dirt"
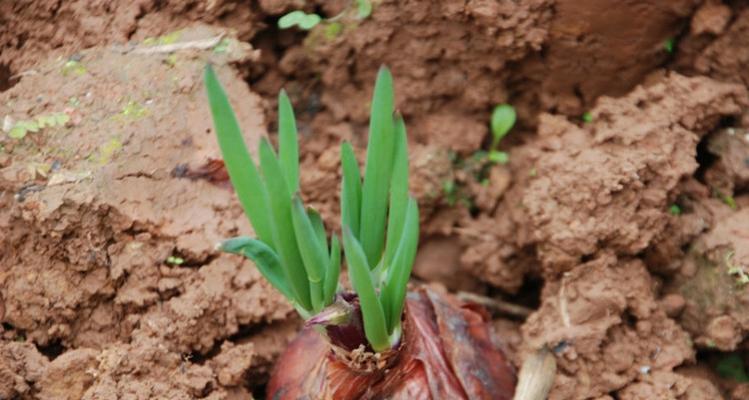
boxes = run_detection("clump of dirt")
[516,0,699,116]
[0,320,298,399]
[702,128,749,197]
[459,73,747,290]
[0,26,297,397]
[254,0,554,155]
[676,4,749,89]
[528,73,746,275]
[521,253,700,399]
[0,0,262,73]
[617,370,723,400]
[671,206,749,351]
[0,341,48,399]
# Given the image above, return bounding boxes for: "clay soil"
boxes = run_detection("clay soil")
[2,1,749,399]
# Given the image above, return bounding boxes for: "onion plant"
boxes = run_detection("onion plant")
[204,65,418,352]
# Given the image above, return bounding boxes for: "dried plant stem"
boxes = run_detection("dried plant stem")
[456,291,533,319]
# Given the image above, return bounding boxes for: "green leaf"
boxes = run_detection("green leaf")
[53,112,70,126]
[166,256,184,265]
[664,38,675,54]
[259,138,312,310]
[342,227,390,352]
[356,0,373,19]
[278,90,299,192]
[340,142,362,239]
[18,120,39,133]
[488,150,509,164]
[360,67,396,267]
[307,207,328,257]
[382,197,419,334]
[278,11,321,30]
[490,104,515,149]
[278,11,304,29]
[299,14,322,30]
[383,117,409,269]
[291,196,328,311]
[716,353,749,382]
[220,237,294,301]
[204,65,275,247]
[213,38,231,54]
[324,234,341,304]
[36,115,53,129]
[8,126,27,139]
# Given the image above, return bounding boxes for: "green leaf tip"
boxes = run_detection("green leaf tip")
[204,64,274,247]
[278,89,300,192]
[491,104,516,149]
[359,66,396,267]
[220,237,294,301]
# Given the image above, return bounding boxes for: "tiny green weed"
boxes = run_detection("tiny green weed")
[489,104,515,164]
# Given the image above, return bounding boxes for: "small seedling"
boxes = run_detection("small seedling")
[212,38,231,54]
[117,100,149,120]
[62,60,87,76]
[716,353,749,382]
[278,11,322,30]
[489,104,515,164]
[714,189,738,210]
[582,112,593,123]
[442,180,457,206]
[723,194,737,210]
[279,0,373,32]
[664,38,675,54]
[88,138,123,165]
[725,251,749,286]
[669,204,682,215]
[166,256,185,265]
[143,31,181,46]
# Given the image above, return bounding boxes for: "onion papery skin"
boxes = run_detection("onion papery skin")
[267,288,516,400]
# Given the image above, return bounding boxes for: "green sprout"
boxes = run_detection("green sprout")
[489,104,515,164]
[356,0,373,19]
[62,60,87,76]
[205,66,418,352]
[166,256,184,265]
[143,31,181,46]
[278,11,322,30]
[582,112,593,123]
[212,38,231,54]
[669,204,682,215]
[7,112,70,139]
[664,38,675,54]
[279,0,372,32]
[714,189,738,210]
[716,353,749,382]
[324,22,343,39]
[725,251,749,286]
[117,100,149,120]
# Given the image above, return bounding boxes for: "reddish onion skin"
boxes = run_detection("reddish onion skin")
[267,288,516,399]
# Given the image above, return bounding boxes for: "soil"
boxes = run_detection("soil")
[2,1,749,399]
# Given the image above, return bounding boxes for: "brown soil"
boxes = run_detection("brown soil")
[2,1,749,399]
